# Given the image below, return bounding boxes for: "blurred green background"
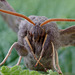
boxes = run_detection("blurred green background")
[0,0,75,74]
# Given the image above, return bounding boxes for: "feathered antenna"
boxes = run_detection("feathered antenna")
[0,9,35,25]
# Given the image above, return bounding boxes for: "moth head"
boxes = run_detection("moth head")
[30,25,45,41]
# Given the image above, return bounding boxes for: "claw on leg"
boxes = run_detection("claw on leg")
[0,42,18,66]
[16,56,22,65]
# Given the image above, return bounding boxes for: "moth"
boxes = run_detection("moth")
[0,8,75,74]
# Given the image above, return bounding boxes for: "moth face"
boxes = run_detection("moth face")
[30,25,45,41]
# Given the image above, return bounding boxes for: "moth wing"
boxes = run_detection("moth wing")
[60,26,75,46]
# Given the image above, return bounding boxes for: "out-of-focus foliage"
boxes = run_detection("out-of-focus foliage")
[0,66,59,75]
[0,0,75,74]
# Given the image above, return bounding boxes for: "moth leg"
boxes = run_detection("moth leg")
[55,50,62,74]
[51,42,59,73]
[16,56,22,65]
[0,42,18,66]
[24,36,47,71]
[51,42,62,74]
[35,34,48,66]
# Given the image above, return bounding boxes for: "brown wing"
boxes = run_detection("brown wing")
[60,26,75,47]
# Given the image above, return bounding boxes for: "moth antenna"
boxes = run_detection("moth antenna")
[40,18,75,26]
[0,9,35,25]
